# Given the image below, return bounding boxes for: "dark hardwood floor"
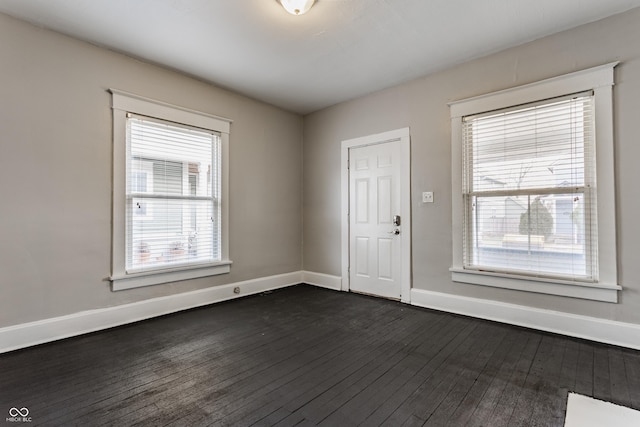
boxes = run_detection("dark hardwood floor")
[1,284,639,426]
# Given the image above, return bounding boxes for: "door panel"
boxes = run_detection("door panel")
[355,179,369,223]
[378,176,392,223]
[349,141,402,299]
[355,237,369,277]
[378,237,393,280]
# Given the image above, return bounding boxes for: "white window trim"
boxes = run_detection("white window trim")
[448,63,620,303]
[110,89,232,291]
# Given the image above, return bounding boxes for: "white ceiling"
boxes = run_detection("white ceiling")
[1,0,640,114]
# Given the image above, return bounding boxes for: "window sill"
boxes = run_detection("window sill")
[111,261,232,291]
[450,268,620,303]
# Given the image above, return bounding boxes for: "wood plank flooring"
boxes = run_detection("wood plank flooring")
[1,284,639,426]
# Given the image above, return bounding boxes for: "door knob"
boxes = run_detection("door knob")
[388,229,400,235]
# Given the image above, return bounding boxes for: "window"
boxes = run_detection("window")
[110,90,231,290]
[127,116,220,271]
[449,63,620,302]
[463,93,595,279]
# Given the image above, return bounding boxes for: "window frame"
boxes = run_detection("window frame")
[448,63,620,303]
[110,90,232,291]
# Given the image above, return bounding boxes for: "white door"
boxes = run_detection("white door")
[349,140,402,299]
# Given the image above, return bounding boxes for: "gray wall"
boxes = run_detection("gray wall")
[2,7,639,331]
[0,13,303,327]
[303,8,640,324]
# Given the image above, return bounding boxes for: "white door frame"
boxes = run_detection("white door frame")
[341,127,412,303]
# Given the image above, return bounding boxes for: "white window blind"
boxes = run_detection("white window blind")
[462,92,597,282]
[126,114,221,273]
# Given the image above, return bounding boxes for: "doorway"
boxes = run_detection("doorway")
[341,128,411,302]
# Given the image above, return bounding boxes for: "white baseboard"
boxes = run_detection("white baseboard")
[302,271,342,291]
[411,288,640,350]
[0,271,303,354]
[5,273,638,354]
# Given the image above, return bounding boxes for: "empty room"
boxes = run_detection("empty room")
[1,0,640,425]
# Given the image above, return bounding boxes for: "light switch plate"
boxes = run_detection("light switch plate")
[422,191,434,203]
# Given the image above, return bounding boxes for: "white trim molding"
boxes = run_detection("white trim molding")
[341,127,412,303]
[110,89,232,133]
[110,89,233,290]
[448,63,619,302]
[6,272,637,354]
[450,268,620,303]
[302,271,342,291]
[0,272,302,354]
[411,288,640,350]
[112,262,233,291]
[448,62,619,118]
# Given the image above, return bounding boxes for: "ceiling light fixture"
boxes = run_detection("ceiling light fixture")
[278,0,316,16]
